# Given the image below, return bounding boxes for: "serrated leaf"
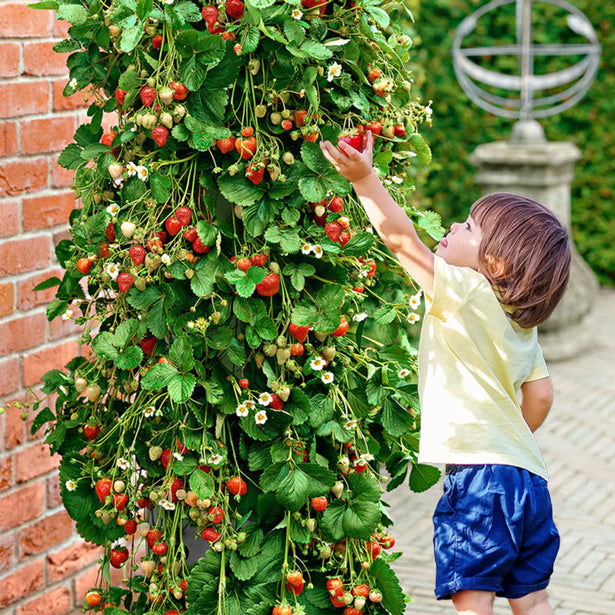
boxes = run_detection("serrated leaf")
[141,361,178,389]
[416,209,445,240]
[241,26,261,53]
[341,231,374,256]
[299,39,333,60]
[92,331,118,360]
[347,472,382,502]
[169,337,195,372]
[114,318,140,348]
[370,558,407,615]
[229,551,259,580]
[409,463,441,493]
[114,345,143,369]
[218,173,264,207]
[57,4,88,24]
[381,398,413,437]
[321,499,346,541]
[276,467,311,511]
[342,499,380,539]
[168,373,196,402]
[298,176,327,202]
[189,468,215,499]
[57,143,83,170]
[290,304,318,327]
[301,141,329,174]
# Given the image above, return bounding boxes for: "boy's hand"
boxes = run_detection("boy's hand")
[320,131,375,184]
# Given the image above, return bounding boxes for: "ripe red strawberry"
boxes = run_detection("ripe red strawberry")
[169,81,188,101]
[352,584,370,597]
[367,67,382,83]
[152,541,168,555]
[161,448,172,469]
[101,131,116,147]
[140,86,156,107]
[201,527,221,543]
[147,237,163,253]
[339,231,351,248]
[301,0,325,15]
[338,131,365,154]
[281,119,293,130]
[245,163,265,184]
[311,496,328,511]
[152,126,169,147]
[226,0,244,20]
[286,571,304,587]
[84,424,99,440]
[366,540,381,558]
[327,578,344,592]
[140,336,157,356]
[208,506,224,524]
[235,135,257,160]
[250,252,267,267]
[289,323,309,343]
[285,580,305,596]
[129,245,146,265]
[294,109,308,127]
[170,477,184,503]
[113,493,129,511]
[76,257,92,274]
[115,89,127,107]
[165,216,182,236]
[325,222,342,243]
[226,476,247,496]
[216,136,235,153]
[183,227,198,242]
[238,378,249,388]
[147,529,163,548]
[152,34,163,49]
[85,590,102,607]
[328,196,344,212]
[95,478,112,503]
[236,258,252,272]
[290,343,304,356]
[366,120,382,135]
[106,222,116,242]
[110,546,129,568]
[192,238,210,254]
[175,206,192,227]
[241,126,254,137]
[116,272,134,293]
[255,273,280,296]
[331,316,349,337]
[269,393,284,410]
[394,123,406,137]
[380,533,396,549]
[201,6,223,34]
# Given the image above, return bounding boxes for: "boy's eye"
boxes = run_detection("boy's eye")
[465,222,471,231]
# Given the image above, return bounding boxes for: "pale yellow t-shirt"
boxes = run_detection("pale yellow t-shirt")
[417,256,550,480]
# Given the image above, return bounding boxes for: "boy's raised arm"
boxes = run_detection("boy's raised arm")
[320,133,435,296]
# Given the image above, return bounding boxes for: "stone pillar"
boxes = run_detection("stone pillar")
[469,141,598,361]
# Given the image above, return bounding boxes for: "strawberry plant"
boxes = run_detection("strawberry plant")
[27,0,443,613]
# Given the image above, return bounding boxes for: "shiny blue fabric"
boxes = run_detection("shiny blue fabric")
[433,464,560,600]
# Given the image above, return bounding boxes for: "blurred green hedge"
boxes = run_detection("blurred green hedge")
[408,0,614,284]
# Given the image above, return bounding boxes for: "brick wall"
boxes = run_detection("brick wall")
[0,3,102,613]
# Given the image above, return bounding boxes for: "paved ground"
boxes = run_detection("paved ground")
[386,288,615,614]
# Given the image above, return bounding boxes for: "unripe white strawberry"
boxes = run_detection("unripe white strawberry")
[121,221,136,238]
[108,163,124,180]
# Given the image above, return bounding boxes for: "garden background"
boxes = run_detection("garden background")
[0,0,612,613]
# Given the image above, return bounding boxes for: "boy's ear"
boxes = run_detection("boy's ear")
[485,254,506,278]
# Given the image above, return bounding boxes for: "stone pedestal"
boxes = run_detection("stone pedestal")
[469,141,599,361]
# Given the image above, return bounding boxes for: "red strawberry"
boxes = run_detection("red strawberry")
[152,126,169,147]
[338,131,365,154]
[201,6,223,33]
[311,496,328,511]
[95,478,112,503]
[235,135,257,160]
[169,81,188,101]
[161,448,172,469]
[110,546,129,568]
[170,477,184,502]
[236,258,252,272]
[352,584,370,597]
[101,131,116,147]
[294,109,308,127]
[147,237,163,253]
[241,126,254,137]
[201,527,221,543]
[183,227,198,242]
[76,257,92,274]
[192,238,210,254]
[290,343,304,356]
[115,89,127,107]
[245,163,264,184]
[255,273,280,296]
[165,216,182,236]
[152,541,168,555]
[285,580,305,596]
[226,476,247,496]
[250,252,267,267]
[216,136,235,154]
[380,533,396,549]
[269,393,284,410]
[116,273,134,293]
[367,67,382,83]
[147,529,163,548]
[394,124,406,137]
[281,119,293,130]
[124,519,137,535]
[238,378,249,388]
[328,196,344,212]
[367,540,381,558]
[152,34,163,49]
[331,316,349,337]
[129,245,146,265]
[84,424,99,440]
[113,493,129,511]
[301,0,326,15]
[175,206,192,227]
[339,231,351,248]
[85,590,102,607]
[286,571,304,587]
[325,222,342,243]
[289,322,309,343]
[366,120,382,135]
[106,222,116,242]
[140,86,157,107]
[226,0,244,20]
[140,336,157,355]
[207,506,224,524]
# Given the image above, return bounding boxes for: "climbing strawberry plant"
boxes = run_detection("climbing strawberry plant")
[28,0,442,613]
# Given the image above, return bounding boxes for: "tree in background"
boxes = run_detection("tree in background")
[26,0,441,613]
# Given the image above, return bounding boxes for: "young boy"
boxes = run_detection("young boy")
[320,133,571,615]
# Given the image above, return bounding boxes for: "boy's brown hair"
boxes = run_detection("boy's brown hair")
[470,192,571,329]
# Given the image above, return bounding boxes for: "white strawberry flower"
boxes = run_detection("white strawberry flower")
[352,312,368,322]
[292,7,303,19]
[104,262,120,280]
[61,309,73,321]
[321,371,334,384]
[407,312,421,324]
[117,457,131,470]
[143,406,156,417]
[254,409,268,425]
[106,202,120,216]
[344,419,357,430]
[126,162,139,177]
[244,400,256,410]
[69,78,78,89]
[65,479,77,491]
[258,392,273,406]
[136,165,149,181]
[236,404,249,418]
[312,245,324,259]
[398,368,411,378]
[327,62,343,82]
[310,357,327,371]
[208,454,224,465]
[159,499,176,510]
[409,292,422,309]
[160,253,171,265]
[302,243,313,255]
[173,452,184,462]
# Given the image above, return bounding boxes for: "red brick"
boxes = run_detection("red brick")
[21,116,75,156]
[51,155,76,188]
[47,473,62,508]
[23,340,79,387]
[0,357,21,398]
[0,235,51,276]
[22,192,75,231]
[0,312,47,356]
[47,540,99,582]
[73,563,99,603]
[0,453,14,492]
[0,482,45,532]
[17,268,63,310]
[0,42,20,78]
[4,401,25,450]
[15,441,60,483]
[17,584,72,615]
[0,558,45,608]
[49,315,81,341]
[23,41,68,77]
[0,122,19,157]
[0,4,53,38]
[51,79,89,113]
[0,199,20,238]
[18,509,73,559]
[0,81,50,119]
[0,157,49,196]
[0,281,15,317]
[0,531,15,574]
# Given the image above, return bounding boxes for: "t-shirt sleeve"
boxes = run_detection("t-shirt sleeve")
[526,343,549,382]
[424,256,479,320]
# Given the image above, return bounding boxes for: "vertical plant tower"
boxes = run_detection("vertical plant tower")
[29,0,441,613]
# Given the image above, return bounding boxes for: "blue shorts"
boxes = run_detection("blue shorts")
[433,464,560,600]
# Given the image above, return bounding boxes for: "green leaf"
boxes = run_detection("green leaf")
[92,331,118,360]
[169,337,195,372]
[28,1,59,9]
[241,26,261,54]
[236,277,256,298]
[408,133,432,164]
[409,463,441,493]
[33,276,61,292]
[229,551,259,581]
[308,395,334,428]
[191,257,217,297]
[260,462,289,492]
[57,144,83,170]
[150,173,172,203]
[290,304,318,327]
[302,463,337,496]
[280,228,302,253]
[141,361,178,389]
[247,0,276,8]
[298,176,327,202]
[381,398,413,437]
[321,499,346,541]
[120,24,143,52]
[416,209,445,241]
[218,173,264,207]
[114,346,143,369]
[189,468,215,499]
[341,232,374,256]
[370,558,407,615]
[342,499,380,539]
[168,373,196,402]
[301,141,329,174]
[30,407,55,436]
[300,39,332,60]
[114,318,140,348]
[276,466,311,511]
[57,4,88,25]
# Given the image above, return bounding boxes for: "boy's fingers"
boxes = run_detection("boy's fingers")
[320,142,341,165]
[338,140,360,159]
